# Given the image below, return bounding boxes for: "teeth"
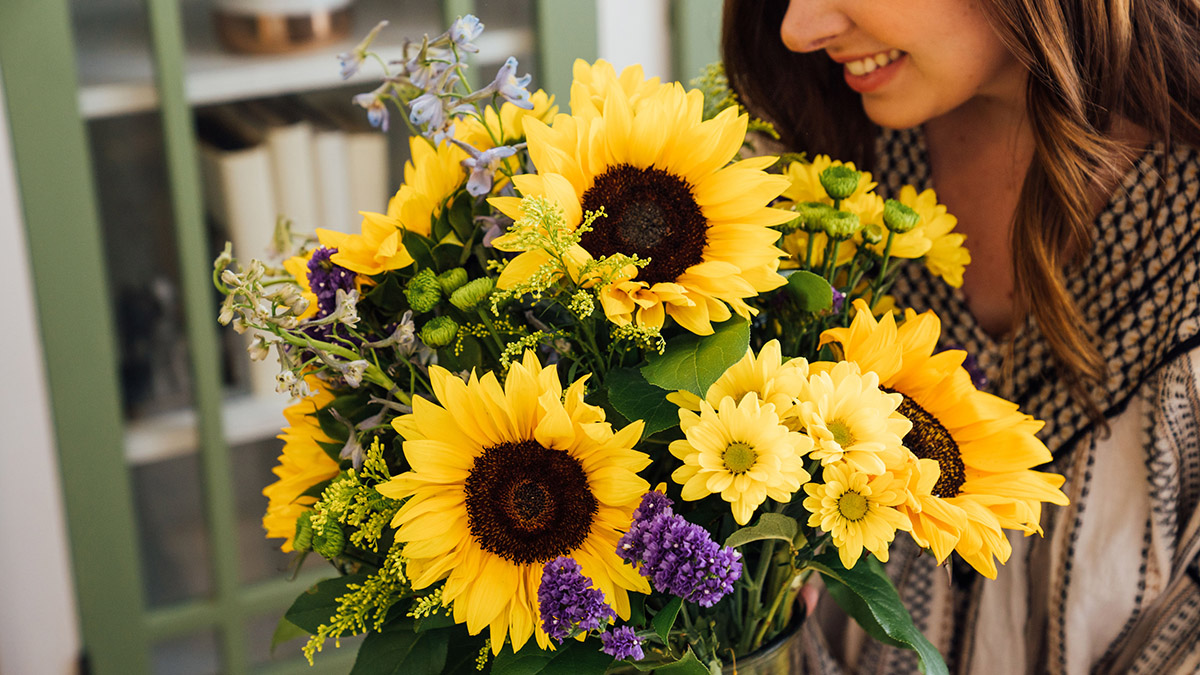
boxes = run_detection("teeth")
[845,50,903,77]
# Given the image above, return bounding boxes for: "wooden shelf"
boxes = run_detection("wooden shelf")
[124,393,290,465]
[76,0,534,119]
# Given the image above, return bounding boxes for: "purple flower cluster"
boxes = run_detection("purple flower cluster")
[600,626,644,661]
[617,492,743,607]
[537,557,615,643]
[304,247,357,342]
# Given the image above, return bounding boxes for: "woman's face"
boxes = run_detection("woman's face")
[779,0,1025,129]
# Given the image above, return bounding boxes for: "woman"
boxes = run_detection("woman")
[722,1,1200,673]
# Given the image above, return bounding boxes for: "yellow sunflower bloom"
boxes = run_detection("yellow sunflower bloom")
[491,67,791,335]
[670,393,812,525]
[798,360,912,475]
[802,461,911,569]
[317,135,467,275]
[896,185,971,288]
[376,352,650,653]
[821,299,1068,578]
[666,339,809,426]
[263,378,340,552]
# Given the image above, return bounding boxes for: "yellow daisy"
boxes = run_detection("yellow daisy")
[802,461,911,569]
[317,135,467,275]
[490,67,791,335]
[778,155,884,268]
[895,185,971,288]
[821,299,1068,578]
[376,352,651,653]
[670,393,812,525]
[567,58,666,119]
[263,378,340,552]
[666,339,809,426]
[797,360,912,475]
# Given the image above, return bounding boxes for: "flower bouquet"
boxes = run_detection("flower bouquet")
[215,15,1069,675]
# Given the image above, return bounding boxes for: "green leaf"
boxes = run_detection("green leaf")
[284,575,368,634]
[809,551,948,675]
[652,648,711,675]
[723,513,800,549]
[436,335,483,373]
[447,195,476,241]
[491,639,614,674]
[350,623,449,675]
[269,617,310,655]
[652,596,683,644]
[784,270,833,312]
[432,241,465,270]
[606,368,680,436]
[627,592,647,627]
[364,272,410,315]
[641,317,750,397]
[401,230,436,270]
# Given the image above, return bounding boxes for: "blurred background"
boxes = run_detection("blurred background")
[0,0,723,673]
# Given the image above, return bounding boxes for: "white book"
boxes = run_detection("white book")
[302,94,391,218]
[240,100,322,235]
[287,95,356,234]
[195,107,281,398]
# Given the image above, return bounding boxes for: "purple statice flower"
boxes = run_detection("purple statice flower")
[307,247,356,316]
[538,557,616,643]
[831,286,845,313]
[617,492,742,607]
[601,626,644,661]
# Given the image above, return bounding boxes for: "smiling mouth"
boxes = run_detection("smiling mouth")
[844,49,905,76]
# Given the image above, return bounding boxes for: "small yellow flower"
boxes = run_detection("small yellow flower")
[797,360,911,475]
[670,393,812,525]
[778,156,884,268]
[667,339,809,426]
[895,185,971,288]
[802,461,910,569]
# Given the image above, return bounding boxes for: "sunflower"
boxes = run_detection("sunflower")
[670,393,812,525]
[666,339,809,426]
[895,185,971,288]
[376,352,651,653]
[490,67,792,335]
[778,155,884,268]
[797,360,911,475]
[263,378,340,552]
[802,461,911,569]
[317,135,467,275]
[821,299,1068,578]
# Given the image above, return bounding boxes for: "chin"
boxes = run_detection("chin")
[860,99,930,131]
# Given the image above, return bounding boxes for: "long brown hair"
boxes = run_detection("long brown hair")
[722,0,1200,397]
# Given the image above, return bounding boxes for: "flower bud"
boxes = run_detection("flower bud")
[420,316,459,348]
[437,267,469,295]
[449,277,494,311]
[793,202,837,233]
[312,521,345,558]
[819,165,862,201]
[221,269,239,287]
[248,334,271,361]
[883,199,920,233]
[822,210,862,240]
[292,511,314,551]
[405,268,442,313]
[862,223,884,246]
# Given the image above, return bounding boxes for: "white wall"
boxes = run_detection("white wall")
[596,0,673,81]
[0,67,82,675]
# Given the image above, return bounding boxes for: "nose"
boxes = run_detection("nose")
[780,0,851,53]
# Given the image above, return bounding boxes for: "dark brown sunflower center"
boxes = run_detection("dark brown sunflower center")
[579,163,708,285]
[463,439,597,564]
[894,392,965,498]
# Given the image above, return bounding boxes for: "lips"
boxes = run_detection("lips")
[840,50,907,94]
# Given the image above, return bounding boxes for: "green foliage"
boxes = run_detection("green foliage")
[724,513,802,549]
[605,368,679,436]
[784,270,834,312]
[301,547,413,664]
[652,597,683,644]
[650,649,712,675]
[641,317,750,397]
[491,639,614,675]
[810,550,949,675]
[285,575,369,634]
[350,621,451,675]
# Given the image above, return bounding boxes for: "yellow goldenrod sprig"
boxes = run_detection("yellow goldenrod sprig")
[302,546,411,664]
